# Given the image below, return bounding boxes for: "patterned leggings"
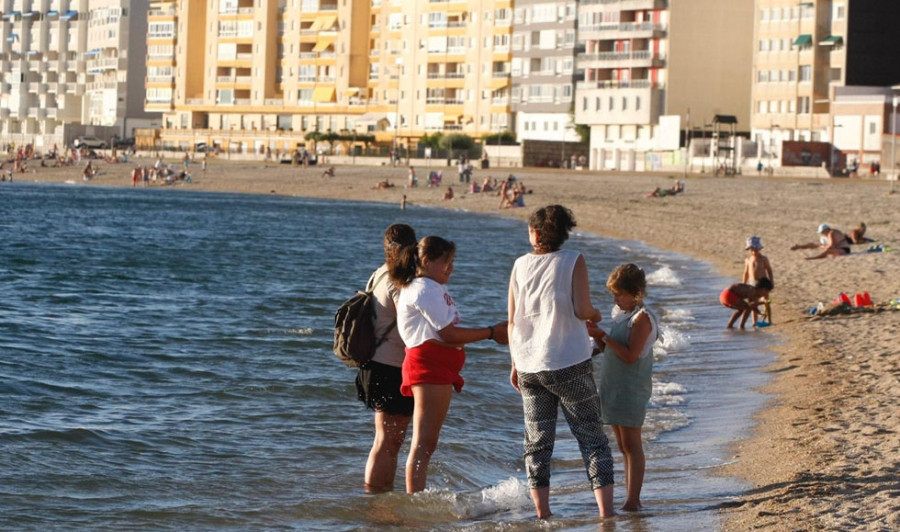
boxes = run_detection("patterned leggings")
[518,359,614,490]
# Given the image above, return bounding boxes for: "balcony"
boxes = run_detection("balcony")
[579,22,666,40]
[578,50,662,69]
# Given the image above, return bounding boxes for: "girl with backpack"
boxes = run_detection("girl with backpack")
[388,235,508,493]
[356,224,417,492]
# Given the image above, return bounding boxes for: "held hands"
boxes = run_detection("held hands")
[586,320,607,356]
[491,321,510,345]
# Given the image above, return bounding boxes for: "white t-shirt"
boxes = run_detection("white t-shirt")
[508,249,592,373]
[397,277,460,348]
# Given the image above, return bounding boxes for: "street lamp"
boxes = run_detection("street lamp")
[769,124,780,175]
[393,57,402,166]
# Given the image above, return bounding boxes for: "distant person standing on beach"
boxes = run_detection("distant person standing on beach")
[388,236,508,493]
[742,236,774,324]
[507,205,616,519]
[588,264,659,512]
[356,224,417,493]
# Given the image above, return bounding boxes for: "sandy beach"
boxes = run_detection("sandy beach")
[16,156,900,530]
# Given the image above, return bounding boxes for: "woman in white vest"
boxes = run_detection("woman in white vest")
[507,205,616,520]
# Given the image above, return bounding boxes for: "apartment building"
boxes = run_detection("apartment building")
[510,1,579,144]
[575,0,753,171]
[0,0,155,148]
[1,0,88,147]
[751,0,900,166]
[85,0,156,133]
[150,0,514,154]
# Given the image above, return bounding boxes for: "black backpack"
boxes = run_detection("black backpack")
[333,271,395,367]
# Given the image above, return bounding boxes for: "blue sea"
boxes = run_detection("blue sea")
[0,183,775,531]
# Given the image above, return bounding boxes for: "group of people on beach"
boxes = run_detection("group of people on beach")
[718,220,874,328]
[355,205,659,519]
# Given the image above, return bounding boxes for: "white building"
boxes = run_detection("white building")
[575,0,754,171]
[0,0,157,149]
[85,0,157,134]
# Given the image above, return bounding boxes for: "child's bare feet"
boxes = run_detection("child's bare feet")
[621,501,643,512]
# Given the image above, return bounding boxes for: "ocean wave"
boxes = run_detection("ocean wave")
[646,266,682,287]
[651,380,689,408]
[656,324,690,354]
[662,308,694,322]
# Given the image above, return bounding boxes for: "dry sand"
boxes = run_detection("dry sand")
[18,157,900,530]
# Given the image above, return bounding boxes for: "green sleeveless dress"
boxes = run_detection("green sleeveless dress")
[598,307,657,427]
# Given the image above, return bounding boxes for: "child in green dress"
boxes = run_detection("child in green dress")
[588,264,659,512]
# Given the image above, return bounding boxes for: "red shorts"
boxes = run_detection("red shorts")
[719,289,742,309]
[401,342,466,397]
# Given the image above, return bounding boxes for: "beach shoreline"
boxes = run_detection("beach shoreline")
[14,157,900,530]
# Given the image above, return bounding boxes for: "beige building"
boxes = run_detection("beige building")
[149,0,514,155]
[575,0,754,171]
[751,0,900,170]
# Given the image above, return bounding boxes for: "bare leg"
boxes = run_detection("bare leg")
[530,486,551,519]
[594,484,616,518]
[726,307,743,329]
[406,384,452,493]
[614,425,645,511]
[365,411,412,493]
[791,242,819,251]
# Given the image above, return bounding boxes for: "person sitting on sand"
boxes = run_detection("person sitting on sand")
[481,177,493,193]
[791,224,851,260]
[498,178,514,209]
[322,166,336,178]
[374,179,395,190]
[443,186,454,201]
[848,222,873,244]
[719,278,773,329]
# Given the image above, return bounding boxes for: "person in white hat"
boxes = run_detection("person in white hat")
[742,236,774,323]
[791,224,852,259]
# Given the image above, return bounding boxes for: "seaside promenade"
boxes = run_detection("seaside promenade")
[17,157,900,531]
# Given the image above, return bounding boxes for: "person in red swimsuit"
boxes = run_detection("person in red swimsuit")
[719,278,773,329]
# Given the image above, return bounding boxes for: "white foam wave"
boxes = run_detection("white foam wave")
[646,266,682,287]
[656,324,690,353]
[662,308,694,322]
[650,380,688,408]
[451,477,531,519]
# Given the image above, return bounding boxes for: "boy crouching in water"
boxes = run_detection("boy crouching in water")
[720,278,774,329]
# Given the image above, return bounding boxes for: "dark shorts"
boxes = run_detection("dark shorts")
[356,360,414,417]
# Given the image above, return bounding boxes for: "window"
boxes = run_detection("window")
[797,96,810,114]
[799,65,812,82]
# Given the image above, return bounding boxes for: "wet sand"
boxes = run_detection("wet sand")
[19,157,900,530]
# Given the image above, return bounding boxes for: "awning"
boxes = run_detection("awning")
[793,34,812,47]
[6,34,18,43]
[312,38,335,52]
[60,10,78,21]
[47,10,60,18]
[355,112,387,126]
[23,11,41,19]
[820,35,843,46]
[83,49,101,57]
[316,15,337,31]
[346,87,360,94]
[312,86,335,103]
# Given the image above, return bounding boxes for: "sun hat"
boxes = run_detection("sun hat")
[817,223,830,234]
[745,236,762,250]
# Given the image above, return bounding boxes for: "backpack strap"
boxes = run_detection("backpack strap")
[367,268,397,350]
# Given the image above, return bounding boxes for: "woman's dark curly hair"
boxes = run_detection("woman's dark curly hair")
[529,205,576,252]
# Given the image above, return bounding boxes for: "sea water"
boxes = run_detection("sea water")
[0,183,774,531]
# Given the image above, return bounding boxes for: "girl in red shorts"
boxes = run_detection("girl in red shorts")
[388,235,508,493]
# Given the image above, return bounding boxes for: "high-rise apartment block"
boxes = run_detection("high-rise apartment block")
[751,0,900,166]
[147,0,514,154]
[575,0,753,171]
[0,0,156,148]
[510,1,579,144]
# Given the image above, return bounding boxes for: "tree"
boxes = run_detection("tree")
[483,131,517,145]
